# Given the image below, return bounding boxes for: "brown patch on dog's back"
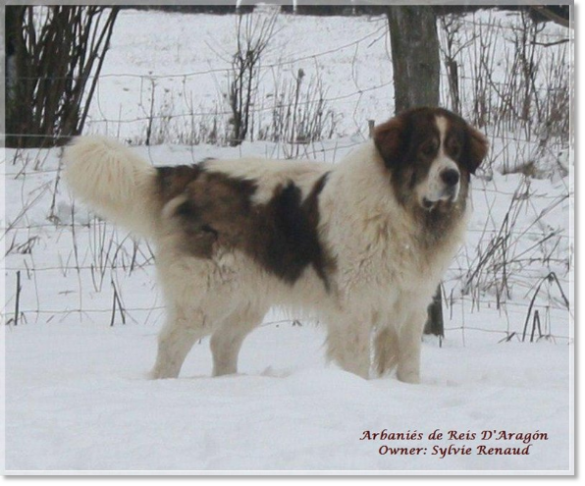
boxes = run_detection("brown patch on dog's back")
[156,164,204,201]
[156,162,334,289]
[250,173,334,289]
[173,169,257,258]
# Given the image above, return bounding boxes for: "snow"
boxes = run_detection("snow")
[4,320,572,472]
[2,7,574,474]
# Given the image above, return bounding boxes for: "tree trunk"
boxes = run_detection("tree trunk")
[387,6,440,112]
[386,6,444,336]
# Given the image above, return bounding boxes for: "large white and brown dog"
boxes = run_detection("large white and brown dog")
[64,107,487,382]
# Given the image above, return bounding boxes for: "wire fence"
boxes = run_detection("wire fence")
[3,8,574,343]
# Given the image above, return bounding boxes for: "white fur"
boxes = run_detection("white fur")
[64,136,468,382]
[63,136,159,237]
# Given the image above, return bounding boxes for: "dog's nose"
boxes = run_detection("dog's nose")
[440,169,460,187]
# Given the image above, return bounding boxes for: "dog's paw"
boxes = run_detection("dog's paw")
[396,369,420,384]
[148,367,179,380]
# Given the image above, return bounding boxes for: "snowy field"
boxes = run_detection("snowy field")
[3,8,574,474]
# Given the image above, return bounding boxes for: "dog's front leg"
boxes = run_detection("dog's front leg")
[374,300,427,383]
[395,307,427,384]
[325,315,371,379]
[373,325,399,377]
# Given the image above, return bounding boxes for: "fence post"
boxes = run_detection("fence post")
[14,270,22,326]
[368,119,375,139]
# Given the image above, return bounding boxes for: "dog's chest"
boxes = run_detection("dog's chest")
[331,215,460,302]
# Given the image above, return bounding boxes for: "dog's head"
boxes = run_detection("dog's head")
[373,107,488,212]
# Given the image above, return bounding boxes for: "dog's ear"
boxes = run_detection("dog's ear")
[466,126,489,174]
[373,116,405,169]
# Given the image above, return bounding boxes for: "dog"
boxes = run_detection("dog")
[64,107,488,382]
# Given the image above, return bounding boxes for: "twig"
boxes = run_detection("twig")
[110,279,126,326]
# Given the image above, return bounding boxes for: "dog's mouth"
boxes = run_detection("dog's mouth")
[422,198,436,211]
[422,193,457,211]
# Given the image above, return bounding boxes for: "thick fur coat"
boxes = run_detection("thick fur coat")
[64,107,488,382]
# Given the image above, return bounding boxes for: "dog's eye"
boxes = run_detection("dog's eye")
[420,141,437,157]
[447,138,462,158]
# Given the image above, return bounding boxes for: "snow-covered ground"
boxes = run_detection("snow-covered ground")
[3,8,574,474]
[5,320,571,472]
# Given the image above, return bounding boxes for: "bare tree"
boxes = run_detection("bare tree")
[227,10,278,146]
[5,6,119,148]
[386,6,444,336]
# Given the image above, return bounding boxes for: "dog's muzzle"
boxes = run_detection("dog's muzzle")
[421,164,461,210]
[421,157,461,211]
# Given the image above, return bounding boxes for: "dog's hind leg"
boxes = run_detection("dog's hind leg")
[210,304,268,377]
[150,303,230,379]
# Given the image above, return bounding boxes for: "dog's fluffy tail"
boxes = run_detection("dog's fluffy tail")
[63,136,159,238]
